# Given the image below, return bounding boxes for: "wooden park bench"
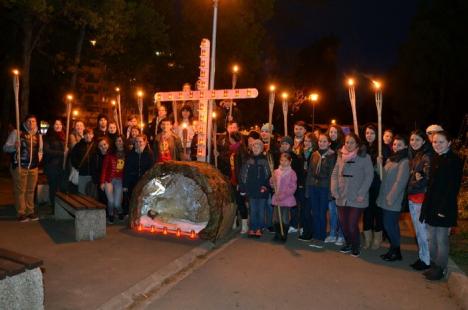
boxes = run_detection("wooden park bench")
[0,248,44,309]
[55,192,106,241]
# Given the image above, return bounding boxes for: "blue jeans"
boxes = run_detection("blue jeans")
[104,178,123,216]
[309,186,329,240]
[409,201,430,265]
[426,224,449,269]
[382,209,401,247]
[328,200,344,239]
[265,195,273,228]
[249,198,267,231]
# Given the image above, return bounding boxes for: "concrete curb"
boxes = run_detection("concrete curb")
[447,258,468,310]
[97,229,240,310]
[97,241,215,310]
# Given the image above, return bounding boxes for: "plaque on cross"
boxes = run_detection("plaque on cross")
[154,38,259,162]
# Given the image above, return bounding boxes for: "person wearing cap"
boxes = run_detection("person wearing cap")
[239,139,271,237]
[279,135,304,233]
[425,124,444,143]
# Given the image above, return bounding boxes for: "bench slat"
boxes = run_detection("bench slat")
[0,249,43,269]
[56,192,87,210]
[71,194,106,210]
[76,194,106,209]
[0,257,26,276]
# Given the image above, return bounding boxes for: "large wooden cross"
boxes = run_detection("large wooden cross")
[154,38,258,162]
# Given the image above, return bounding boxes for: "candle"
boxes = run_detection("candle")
[281,92,288,136]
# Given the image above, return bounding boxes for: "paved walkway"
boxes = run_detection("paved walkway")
[152,233,457,310]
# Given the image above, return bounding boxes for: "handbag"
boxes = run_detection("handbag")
[69,167,79,185]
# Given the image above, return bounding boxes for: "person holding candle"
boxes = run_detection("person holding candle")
[331,133,374,257]
[239,139,271,237]
[377,135,410,262]
[420,131,463,281]
[153,118,184,162]
[175,105,196,160]
[407,129,433,270]
[43,119,67,207]
[3,114,43,222]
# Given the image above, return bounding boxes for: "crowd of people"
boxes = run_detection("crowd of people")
[2,104,464,282]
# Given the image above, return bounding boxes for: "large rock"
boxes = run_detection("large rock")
[129,161,236,242]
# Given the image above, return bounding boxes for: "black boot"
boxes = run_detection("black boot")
[383,247,402,261]
[281,224,289,242]
[380,248,394,260]
[424,265,445,281]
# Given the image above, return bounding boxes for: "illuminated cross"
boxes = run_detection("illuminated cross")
[154,38,258,162]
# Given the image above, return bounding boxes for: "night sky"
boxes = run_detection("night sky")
[273,0,419,73]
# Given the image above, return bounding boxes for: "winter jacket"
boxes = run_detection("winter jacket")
[70,140,96,176]
[100,152,125,184]
[377,156,410,212]
[407,143,433,195]
[91,151,106,185]
[123,147,154,189]
[420,150,463,227]
[43,131,65,174]
[153,132,184,162]
[306,149,337,188]
[271,167,297,207]
[275,150,304,188]
[330,150,374,208]
[3,126,43,169]
[239,154,271,199]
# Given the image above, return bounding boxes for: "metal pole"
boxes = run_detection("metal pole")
[206,0,218,163]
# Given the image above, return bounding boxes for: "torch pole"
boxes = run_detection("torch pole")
[117,91,123,135]
[349,85,359,135]
[375,90,383,180]
[13,72,21,173]
[268,88,275,147]
[282,98,288,137]
[63,97,72,169]
[229,71,237,119]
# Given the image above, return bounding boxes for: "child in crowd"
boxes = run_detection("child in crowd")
[101,135,126,223]
[239,139,271,237]
[153,118,184,162]
[271,152,297,242]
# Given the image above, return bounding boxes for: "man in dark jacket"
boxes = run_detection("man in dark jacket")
[3,115,43,221]
[70,128,96,195]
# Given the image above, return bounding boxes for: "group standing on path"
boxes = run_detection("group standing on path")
[2,107,464,282]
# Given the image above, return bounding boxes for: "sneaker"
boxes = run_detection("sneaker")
[424,266,446,281]
[309,239,324,249]
[17,214,29,222]
[324,236,337,243]
[335,237,345,246]
[288,226,298,233]
[28,214,39,221]
[351,248,360,257]
[298,235,312,242]
[339,244,352,253]
[255,229,263,238]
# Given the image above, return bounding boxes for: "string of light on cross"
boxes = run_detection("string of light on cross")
[154,38,259,162]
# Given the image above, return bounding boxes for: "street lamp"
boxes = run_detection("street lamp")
[309,93,319,131]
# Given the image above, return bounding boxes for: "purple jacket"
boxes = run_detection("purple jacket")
[271,167,297,207]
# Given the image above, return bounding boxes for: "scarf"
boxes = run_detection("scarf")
[388,148,408,163]
[340,146,357,162]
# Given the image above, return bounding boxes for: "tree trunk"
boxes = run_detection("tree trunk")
[70,24,87,91]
